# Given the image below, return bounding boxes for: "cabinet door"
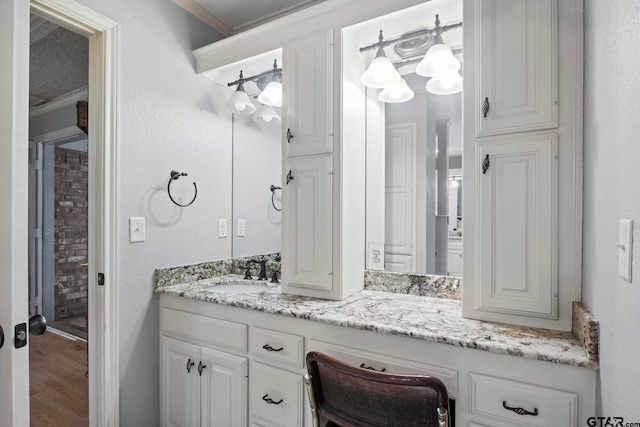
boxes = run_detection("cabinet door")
[284,28,333,157]
[200,347,248,427]
[282,155,333,294]
[476,134,557,319]
[161,336,201,427]
[476,0,557,137]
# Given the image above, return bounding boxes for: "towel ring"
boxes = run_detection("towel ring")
[168,170,197,207]
[270,185,282,212]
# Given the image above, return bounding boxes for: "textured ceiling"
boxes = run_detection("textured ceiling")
[29,14,88,107]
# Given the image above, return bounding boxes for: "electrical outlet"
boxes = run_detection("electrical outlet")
[218,219,228,238]
[237,219,245,237]
[367,243,384,270]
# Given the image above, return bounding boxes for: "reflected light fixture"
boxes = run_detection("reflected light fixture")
[426,71,462,95]
[379,77,414,103]
[361,31,402,89]
[253,103,281,123]
[257,60,283,106]
[225,71,256,114]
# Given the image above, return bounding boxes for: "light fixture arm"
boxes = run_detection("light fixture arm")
[358,15,462,54]
[227,61,282,88]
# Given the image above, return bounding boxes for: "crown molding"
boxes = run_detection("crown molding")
[29,85,88,117]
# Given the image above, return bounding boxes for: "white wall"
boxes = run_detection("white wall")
[69,0,226,424]
[583,0,640,418]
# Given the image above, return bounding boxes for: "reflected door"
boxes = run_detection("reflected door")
[384,124,416,273]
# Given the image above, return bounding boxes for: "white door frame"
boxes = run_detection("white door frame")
[1,0,120,425]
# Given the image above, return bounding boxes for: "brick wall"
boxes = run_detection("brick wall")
[54,147,88,319]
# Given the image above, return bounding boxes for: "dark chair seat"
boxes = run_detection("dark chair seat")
[304,351,450,427]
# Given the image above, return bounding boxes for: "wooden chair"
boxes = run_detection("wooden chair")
[304,351,450,427]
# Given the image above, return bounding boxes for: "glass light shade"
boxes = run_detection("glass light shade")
[416,43,460,77]
[257,81,282,107]
[361,55,402,89]
[378,78,414,103]
[426,71,462,95]
[225,88,256,114]
[253,104,281,123]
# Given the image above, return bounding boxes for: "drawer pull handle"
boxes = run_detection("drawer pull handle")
[482,97,490,118]
[186,358,195,373]
[198,361,207,376]
[359,363,386,372]
[502,401,538,416]
[262,344,284,352]
[482,154,490,174]
[262,394,283,405]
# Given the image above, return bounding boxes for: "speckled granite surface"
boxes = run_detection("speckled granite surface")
[154,270,599,369]
[154,253,281,288]
[364,270,461,300]
[573,301,599,363]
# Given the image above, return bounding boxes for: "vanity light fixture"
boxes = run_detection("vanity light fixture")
[360,31,402,89]
[225,71,256,114]
[359,15,463,100]
[253,103,281,123]
[379,77,414,103]
[257,60,283,107]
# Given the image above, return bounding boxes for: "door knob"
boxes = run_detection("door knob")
[29,314,47,336]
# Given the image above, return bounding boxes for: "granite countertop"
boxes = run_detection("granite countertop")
[155,272,598,370]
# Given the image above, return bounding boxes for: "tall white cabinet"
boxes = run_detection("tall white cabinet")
[463,0,581,331]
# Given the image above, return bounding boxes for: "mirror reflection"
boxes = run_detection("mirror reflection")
[359,0,463,276]
[209,49,283,258]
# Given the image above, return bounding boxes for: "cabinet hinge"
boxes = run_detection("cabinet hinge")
[554,155,559,159]
[34,228,42,239]
[35,159,43,170]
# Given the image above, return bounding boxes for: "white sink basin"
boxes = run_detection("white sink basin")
[205,282,268,294]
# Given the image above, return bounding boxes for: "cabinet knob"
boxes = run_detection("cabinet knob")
[186,358,195,373]
[502,401,538,416]
[286,128,294,143]
[482,97,490,118]
[262,344,284,352]
[197,361,207,376]
[286,170,294,185]
[262,394,283,405]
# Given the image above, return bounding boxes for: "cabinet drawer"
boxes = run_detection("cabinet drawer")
[470,373,577,426]
[250,362,304,427]
[162,308,247,352]
[308,339,458,398]
[251,327,304,368]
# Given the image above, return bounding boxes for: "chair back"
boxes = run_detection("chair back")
[305,351,450,427]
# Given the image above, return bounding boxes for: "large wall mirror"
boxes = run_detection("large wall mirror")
[346,0,462,276]
[208,49,283,258]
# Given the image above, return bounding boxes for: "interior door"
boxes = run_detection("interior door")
[0,1,32,426]
[384,124,416,273]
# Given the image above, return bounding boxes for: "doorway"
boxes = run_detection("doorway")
[28,13,90,425]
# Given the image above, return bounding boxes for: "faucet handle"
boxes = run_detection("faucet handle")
[270,269,280,284]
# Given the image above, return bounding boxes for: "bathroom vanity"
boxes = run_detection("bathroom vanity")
[159,0,593,425]
[155,265,597,426]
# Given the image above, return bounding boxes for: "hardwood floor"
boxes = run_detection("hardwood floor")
[30,330,88,427]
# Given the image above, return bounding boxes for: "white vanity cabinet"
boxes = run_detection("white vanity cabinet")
[159,294,596,427]
[463,0,581,331]
[475,0,558,137]
[160,309,249,427]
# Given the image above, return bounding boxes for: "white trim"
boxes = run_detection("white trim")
[29,86,88,117]
[170,0,233,36]
[29,1,120,426]
[33,125,85,143]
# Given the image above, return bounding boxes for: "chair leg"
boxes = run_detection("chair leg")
[304,374,320,427]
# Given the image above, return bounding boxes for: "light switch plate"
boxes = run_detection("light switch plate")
[618,219,633,282]
[367,243,385,270]
[237,219,245,237]
[218,219,228,238]
[129,217,145,243]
